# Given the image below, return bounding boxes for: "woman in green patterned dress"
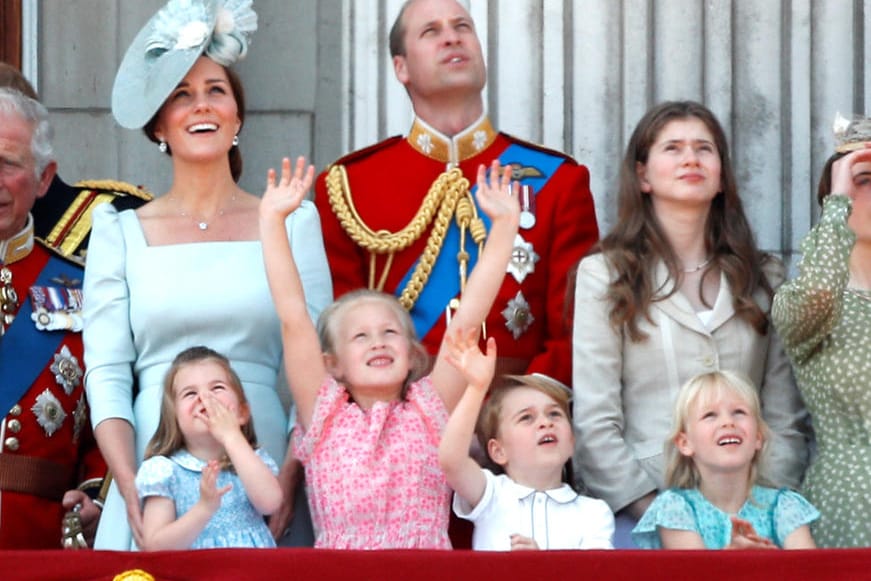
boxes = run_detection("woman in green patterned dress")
[772,118,871,547]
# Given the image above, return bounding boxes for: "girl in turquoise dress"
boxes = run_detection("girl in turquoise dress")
[135,347,282,550]
[632,371,818,549]
[772,121,871,547]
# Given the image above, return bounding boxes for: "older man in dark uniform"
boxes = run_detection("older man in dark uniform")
[315,0,598,389]
[0,86,108,549]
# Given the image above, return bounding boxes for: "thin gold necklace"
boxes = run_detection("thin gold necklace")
[682,256,713,273]
[171,192,237,231]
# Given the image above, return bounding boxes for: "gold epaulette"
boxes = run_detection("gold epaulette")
[38,180,153,266]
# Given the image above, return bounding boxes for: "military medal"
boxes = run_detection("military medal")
[0,266,18,332]
[31,389,66,436]
[508,234,539,283]
[518,185,537,229]
[29,285,84,332]
[502,291,534,339]
[51,345,84,395]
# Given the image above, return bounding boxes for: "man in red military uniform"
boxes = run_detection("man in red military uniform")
[0,86,106,549]
[315,0,599,387]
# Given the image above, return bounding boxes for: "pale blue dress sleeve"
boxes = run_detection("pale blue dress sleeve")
[135,455,176,500]
[631,489,697,549]
[773,489,819,545]
[83,203,137,428]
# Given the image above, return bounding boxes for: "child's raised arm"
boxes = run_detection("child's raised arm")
[438,329,496,509]
[431,161,520,411]
[260,157,327,430]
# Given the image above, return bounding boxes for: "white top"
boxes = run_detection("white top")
[453,469,615,550]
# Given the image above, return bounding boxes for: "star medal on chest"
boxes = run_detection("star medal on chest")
[0,266,19,333]
[29,278,84,333]
[508,234,539,283]
[51,345,84,395]
[502,291,534,339]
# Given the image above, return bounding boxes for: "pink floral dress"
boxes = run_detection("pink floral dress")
[294,376,451,549]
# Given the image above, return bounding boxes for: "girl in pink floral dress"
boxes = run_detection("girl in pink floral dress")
[260,156,520,549]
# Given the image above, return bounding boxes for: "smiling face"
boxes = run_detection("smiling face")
[637,116,723,215]
[487,386,574,487]
[392,0,486,104]
[172,359,249,445]
[675,385,763,481]
[152,57,241,164]
[0,110,53,240]
[326,297,413,403]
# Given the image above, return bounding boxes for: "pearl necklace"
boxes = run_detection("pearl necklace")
[682,256,713,273]
[172,193,237,231]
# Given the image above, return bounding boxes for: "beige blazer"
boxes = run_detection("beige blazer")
[572,253,810,512]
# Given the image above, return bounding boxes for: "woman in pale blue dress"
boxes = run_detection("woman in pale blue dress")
[83,0,331,549]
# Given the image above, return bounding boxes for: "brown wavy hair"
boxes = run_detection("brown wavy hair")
[143,62,245,183]
[597,100,772,342]
[145,346,258,468]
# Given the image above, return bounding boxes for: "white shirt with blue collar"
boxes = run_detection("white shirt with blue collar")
[453,468,615,550]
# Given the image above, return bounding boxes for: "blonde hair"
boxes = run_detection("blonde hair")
[146,346,258,467]
[477,374,575,484]
[316,289,430,397]
[665,370,770,489]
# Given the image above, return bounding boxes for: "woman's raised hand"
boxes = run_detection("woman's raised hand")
[261,156,315,220]
[831,144,871,198]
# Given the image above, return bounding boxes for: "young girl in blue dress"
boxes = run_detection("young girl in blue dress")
[135,346,283,550]
[632,370,817,549]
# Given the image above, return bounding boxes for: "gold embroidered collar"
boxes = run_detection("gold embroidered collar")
[0,214,34,265]
[407,113,497,165]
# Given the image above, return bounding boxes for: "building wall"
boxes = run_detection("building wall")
[30,0,870,268]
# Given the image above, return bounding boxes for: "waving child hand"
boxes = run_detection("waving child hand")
[198,460,233,514]
[261,156,315,221]
[444,328,497,393]
[475,160,521,224]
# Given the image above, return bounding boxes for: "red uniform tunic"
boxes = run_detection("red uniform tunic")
[315,116,598,386]
[0,234,105,549]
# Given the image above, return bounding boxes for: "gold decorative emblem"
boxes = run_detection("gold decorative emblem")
[31,389,66,436]
[502,291,534,339]
[509,164,544,181]
[113,570,156,581]
[50,345,83,395]
[508,234,539,283]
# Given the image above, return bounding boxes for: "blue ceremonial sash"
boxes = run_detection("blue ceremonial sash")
[398,142,566,339]
[0,255,83,414]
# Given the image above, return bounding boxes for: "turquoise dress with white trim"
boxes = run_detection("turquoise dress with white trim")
[632,486,819,548]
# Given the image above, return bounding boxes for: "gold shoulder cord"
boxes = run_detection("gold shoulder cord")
[325,164,486,311]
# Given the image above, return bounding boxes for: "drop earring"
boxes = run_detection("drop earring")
[158,140,168,153]
[232,134,240,147]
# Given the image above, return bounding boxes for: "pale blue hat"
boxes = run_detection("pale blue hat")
[111,0,257,129]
